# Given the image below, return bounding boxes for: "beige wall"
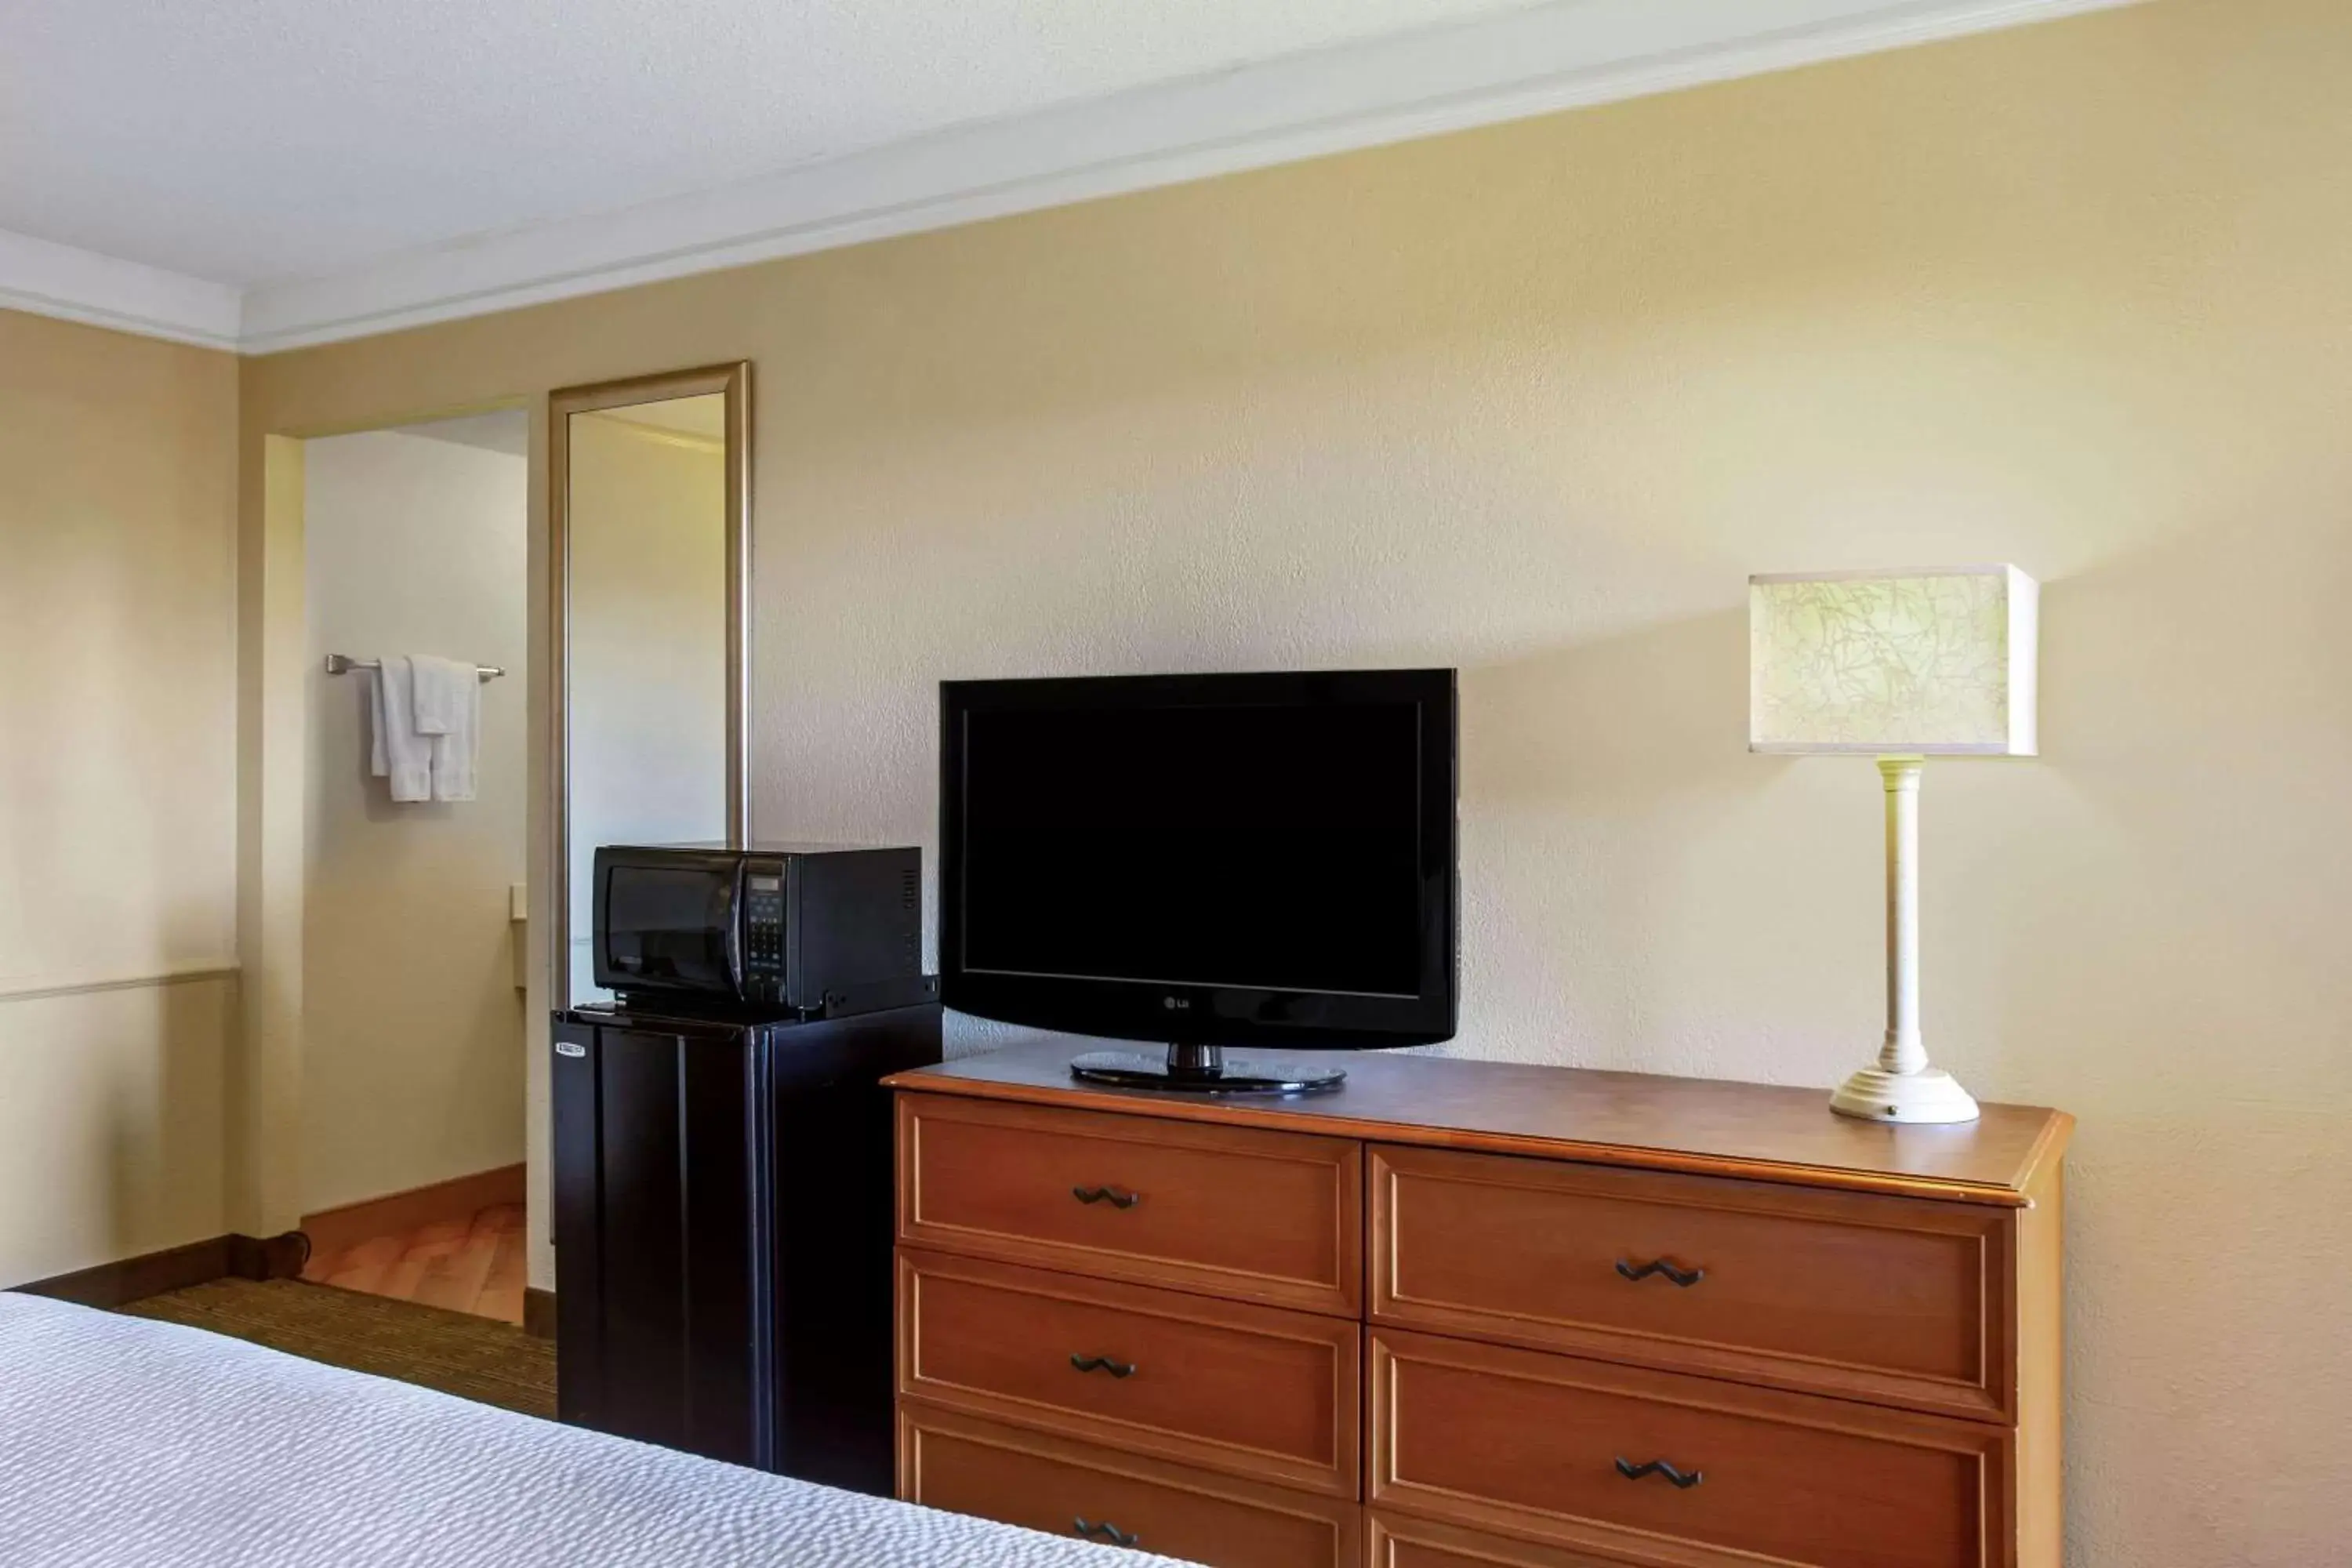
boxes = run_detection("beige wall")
[0,982,231,1286]
[237,0,2352,1557]
[564,407,730,1002]
[301,424,528,1214]
[1,310,238,1286]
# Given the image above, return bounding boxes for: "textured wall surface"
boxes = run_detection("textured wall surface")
[240,0,2352,1557]
[0,309,239,1285]
[300,425,528,1214]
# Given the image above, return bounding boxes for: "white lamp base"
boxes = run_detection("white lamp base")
[1825,756,1984,1126]
[1830,1065,1981,1124]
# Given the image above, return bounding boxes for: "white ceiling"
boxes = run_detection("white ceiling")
[2,0,1542,287]
[0,0,2133,354]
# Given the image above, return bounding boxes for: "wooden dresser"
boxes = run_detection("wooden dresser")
[887,1043,2070,1568]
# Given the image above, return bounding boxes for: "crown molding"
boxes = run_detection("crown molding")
[7,0,2137,356]
[0,227,241,350]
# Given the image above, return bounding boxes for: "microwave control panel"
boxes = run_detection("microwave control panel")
[742,868,786,995]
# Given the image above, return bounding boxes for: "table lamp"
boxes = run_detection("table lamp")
[1749,565,2039,1123]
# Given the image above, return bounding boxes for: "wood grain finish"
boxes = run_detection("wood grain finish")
[299,1163,527,1262]
[2014,1160,2065,1567]
[887,1041,2071,1207]
[1370,1329,2010,1568]
[898,1092,1362,1316]
[1372,1145,2013,1422]
[899,1248,1359,1496]
[902,1400,1361,1568]
[1367,1512,1642,1568]
[303,1200,528,1323]
[893,1054,2066,1568]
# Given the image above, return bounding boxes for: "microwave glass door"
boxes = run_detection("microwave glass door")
[604,865,735,993]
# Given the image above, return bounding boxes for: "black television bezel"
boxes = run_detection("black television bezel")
[938,668,1457,1051]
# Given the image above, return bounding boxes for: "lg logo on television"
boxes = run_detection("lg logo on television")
[1162,996,1190,1011]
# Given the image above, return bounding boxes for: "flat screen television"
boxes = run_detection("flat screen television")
[938,668,1457,1092]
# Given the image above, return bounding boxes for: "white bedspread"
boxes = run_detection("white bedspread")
[0,1291,1193,1568]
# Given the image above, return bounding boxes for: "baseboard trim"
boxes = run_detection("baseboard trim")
[300,1164,527,1261]
[524,1287,557,1341]
[229,1231,311,1283]
[18,1237,227,1308]
[16,1229,307,1308]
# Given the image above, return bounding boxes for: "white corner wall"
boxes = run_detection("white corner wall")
[300,422,528,1215]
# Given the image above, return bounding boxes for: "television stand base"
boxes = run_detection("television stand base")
[1069,1043,1345,1095]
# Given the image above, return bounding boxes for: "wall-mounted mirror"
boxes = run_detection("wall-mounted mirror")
[550,363,750,1007]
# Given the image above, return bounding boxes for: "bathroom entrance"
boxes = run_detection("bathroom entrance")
[292,410,531,1323]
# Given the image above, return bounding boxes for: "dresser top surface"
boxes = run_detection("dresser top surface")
[886,1043,2071,1207]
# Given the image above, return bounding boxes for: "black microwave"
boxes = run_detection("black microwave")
[591,844,923,1014]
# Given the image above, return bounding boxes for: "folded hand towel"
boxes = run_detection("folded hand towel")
[368,656,436,804]
[408,654,480,803]
[410,654,472,736]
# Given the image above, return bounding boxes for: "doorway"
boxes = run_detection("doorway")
[290,409,532,1322]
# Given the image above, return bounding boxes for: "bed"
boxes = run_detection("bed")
[0,1291,1192,1567]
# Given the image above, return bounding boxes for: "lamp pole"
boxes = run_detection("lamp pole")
[1881,757,1926,1077]
[1828,756,1981,1123]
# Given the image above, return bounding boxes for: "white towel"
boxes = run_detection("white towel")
[408,654,481,803]
[410,655,470,736]
[367,656,436,804]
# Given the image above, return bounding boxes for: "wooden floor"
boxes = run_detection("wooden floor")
[303,1202,528,1325]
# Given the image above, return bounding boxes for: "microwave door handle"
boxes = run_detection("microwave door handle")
[724,866,746,999]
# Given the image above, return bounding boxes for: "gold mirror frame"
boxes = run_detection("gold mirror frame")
[548,361,751,1010]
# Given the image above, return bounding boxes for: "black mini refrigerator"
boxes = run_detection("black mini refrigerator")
[550,996,940,1492]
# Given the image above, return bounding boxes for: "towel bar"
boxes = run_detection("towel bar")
[324,654,504,681]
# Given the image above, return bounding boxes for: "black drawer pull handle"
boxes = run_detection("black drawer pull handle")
[1069,1353,1138,1378]
[1073,1516,1139,1547]
[1615,1258,1704,1287]
[1616,1456,1704,1489]
[1073,1185,1140,1209]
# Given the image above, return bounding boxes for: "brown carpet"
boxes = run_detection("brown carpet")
[121,1277,555,1419]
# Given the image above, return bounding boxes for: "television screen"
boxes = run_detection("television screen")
[940,670,1456,1051]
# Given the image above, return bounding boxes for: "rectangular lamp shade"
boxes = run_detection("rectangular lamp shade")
[1749,564,2038,755]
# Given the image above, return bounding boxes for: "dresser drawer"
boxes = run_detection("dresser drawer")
[1368,1512,1637,1568]
[899,1248,1361,1495]
[898,1093,1362,1316]
[1371,1330,2009,1568]
[902,1400,1362,1568]
[1371,1145,2013,1421]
